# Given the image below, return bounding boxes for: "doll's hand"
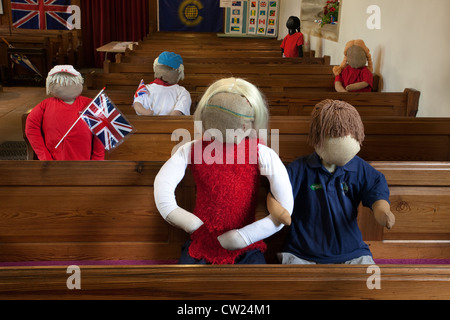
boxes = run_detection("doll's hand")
[375,210,395,230]
[335,81,348,92]
[346,82,369,92]
[218,230,248,251]
[166,208,204,234]
[372,200,395,230]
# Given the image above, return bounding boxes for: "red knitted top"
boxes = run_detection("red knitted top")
[188,138,267,264]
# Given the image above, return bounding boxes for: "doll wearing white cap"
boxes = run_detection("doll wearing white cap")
[133,51,191,116]
[26,65,105,161]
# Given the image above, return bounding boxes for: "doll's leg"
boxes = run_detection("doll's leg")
[343,255,375,265]
[178,240,207,265]
[235,249,266,265]
[277,252,316,265]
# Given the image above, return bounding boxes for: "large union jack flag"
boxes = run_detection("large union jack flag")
[81,93,135,151]
[11,0,73,30]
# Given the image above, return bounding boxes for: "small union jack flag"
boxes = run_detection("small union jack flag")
[81,92,135,151]
[134,79,148,98]
[11,0,73,30]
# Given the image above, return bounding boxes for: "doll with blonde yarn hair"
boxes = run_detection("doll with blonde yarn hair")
[154,77,293,264]
[334,39,374,92]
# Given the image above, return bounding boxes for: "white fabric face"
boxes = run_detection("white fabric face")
[316,135,361,167]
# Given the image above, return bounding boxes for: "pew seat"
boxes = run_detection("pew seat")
[0,160,449,300]
[1,265,449,300]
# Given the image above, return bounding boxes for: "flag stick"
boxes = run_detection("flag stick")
[55,87,106,149]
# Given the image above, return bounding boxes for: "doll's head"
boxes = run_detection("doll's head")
[286,16,301,35]
[333,39,373,76]
[194,77,268,144]
[153,51,185,85]
[46,65,83,104]
[308,99,365,167]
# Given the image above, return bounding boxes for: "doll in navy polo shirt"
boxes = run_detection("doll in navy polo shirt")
[276,99,395,265]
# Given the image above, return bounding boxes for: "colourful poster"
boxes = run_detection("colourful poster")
[246,0,278,36]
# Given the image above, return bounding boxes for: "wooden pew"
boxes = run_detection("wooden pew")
[104,60,334,76]
[83,88,420,117]
[1,265,450,300]
[82,116,448,163]
[22,115,446,162]
[85,72,379,93]
[0,160,449,300]
[116,54,331,66]
[1,29,81,66]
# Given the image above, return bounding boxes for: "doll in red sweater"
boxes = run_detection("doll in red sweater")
[154,77,293,264]
[281,16,304,58]
[334,39,374,92]
[26,65,105,161]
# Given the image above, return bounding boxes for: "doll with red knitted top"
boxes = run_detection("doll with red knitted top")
[154,77,293,264]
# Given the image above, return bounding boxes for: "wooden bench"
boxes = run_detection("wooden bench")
[1,29,81,66]
[116,54,331,66]
[104,60,334,76]
[0,160,449,299]
[77,116,447,163]
[22,115,447,162]
[83,88,420,117]
[85,72,380,93]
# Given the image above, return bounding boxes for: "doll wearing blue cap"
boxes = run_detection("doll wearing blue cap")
[133,51,192,116]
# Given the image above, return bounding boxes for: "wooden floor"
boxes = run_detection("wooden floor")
[0,86,46,144]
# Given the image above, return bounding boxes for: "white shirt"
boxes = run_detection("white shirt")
[133,83,192,116]
[154,140,294,246]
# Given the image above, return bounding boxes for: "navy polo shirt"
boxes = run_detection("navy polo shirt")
[282,153,390,264]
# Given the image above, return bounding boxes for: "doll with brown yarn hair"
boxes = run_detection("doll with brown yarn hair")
[334,39,374,92]
[274,99,395,264]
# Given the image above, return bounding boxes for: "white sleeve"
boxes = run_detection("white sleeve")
[236,144,294,246]
[174,87,192,115]
[154,141,193,219]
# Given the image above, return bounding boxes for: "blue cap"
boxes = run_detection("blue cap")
[158,51,183,70]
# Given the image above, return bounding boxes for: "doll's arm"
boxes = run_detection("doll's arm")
[335,81,348,92]
[298,45,304,58]
[372,200,395,229]
[133,101,154,116]
[172,88,192,116]
[267,193,291,226]
[218,145,294,250]
[25,102,54,160]
[154,141,203,234]
[346,82,369,92]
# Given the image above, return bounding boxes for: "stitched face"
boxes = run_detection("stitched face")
[347,45,367,69]
[201,92,255,144]
[154,64,180,85]
[315,135,361,167]
[48,82,83,104]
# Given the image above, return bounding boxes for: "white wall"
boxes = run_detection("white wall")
[280,0,450,117]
